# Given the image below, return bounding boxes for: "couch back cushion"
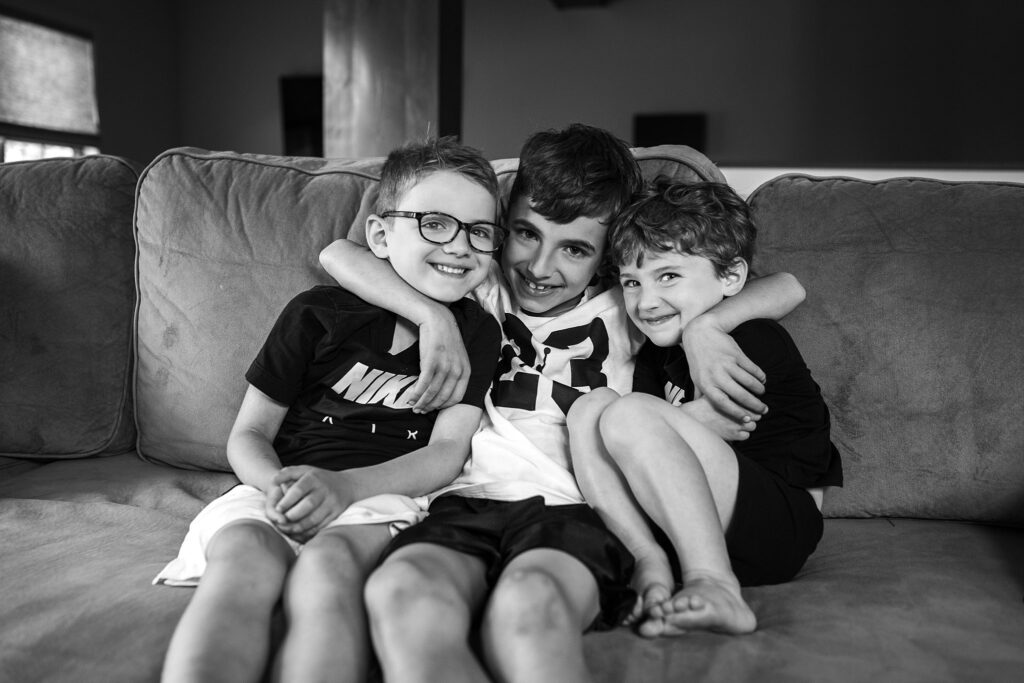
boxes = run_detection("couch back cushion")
[0,156,138,458]
[134,145,721,470]
[749,175,1024,526]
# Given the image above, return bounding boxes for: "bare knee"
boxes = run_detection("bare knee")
[365,558,466,627]
[568,387,619,426]
[598,392,669,454]
[207,521,290,567]
[484,567,577,638]
[287,533,368,612]
[203,521,291,603]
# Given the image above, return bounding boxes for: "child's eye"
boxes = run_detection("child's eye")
[421,220,448,232]
[658,272,680,283]
[514,228,538,241]
[620,278,638,288]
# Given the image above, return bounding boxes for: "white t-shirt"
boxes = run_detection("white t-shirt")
[435,273,642,505]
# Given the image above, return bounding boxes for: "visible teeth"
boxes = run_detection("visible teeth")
[435,264,467,275]
[525,280,552,291]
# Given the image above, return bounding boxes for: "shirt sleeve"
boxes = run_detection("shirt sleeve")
[245,288,340,405]
[730,319,793,381]
[453,299,502,408]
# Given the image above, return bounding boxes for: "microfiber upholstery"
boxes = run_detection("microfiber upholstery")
[134,149,383,470]
[133,145,725,471]
[0,156,138,459]
[749,175,1024,526]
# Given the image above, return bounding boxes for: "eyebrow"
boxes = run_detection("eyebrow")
[559,238,597,254]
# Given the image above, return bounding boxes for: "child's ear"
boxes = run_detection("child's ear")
[721,258,749,296]
[365,214,390,258]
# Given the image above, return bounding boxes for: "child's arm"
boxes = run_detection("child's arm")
[682,272,805,421]
[319,239,470,413]
[271,404,483,539]
[225,384,292,527]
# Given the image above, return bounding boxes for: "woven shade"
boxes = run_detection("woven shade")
[0,14,99,135]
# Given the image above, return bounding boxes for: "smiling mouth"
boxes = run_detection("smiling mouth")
[517,273,560,294]
[641,313,676,326]
[432,263,470,276]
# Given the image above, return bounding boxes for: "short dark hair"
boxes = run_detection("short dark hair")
[508,123,642,224]
[609,178,756,276]
[376,137,499,214]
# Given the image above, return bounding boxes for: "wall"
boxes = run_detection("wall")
[461,0,1024,165]
[0,0,178,164]
[176,0,322,156]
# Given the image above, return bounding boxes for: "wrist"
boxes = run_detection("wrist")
[411,300,452,328]
[683,311,723,342]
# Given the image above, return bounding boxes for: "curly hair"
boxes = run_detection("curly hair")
[609,178,756,276]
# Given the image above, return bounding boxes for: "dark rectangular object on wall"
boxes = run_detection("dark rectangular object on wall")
[634,113,706,152]
[280,75,323,157]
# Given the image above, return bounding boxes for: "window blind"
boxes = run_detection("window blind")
[0,14,99,135]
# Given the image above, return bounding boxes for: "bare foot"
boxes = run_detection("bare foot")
[622,551,674,627]
[639,573,756,637]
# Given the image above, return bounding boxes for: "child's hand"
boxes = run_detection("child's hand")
[680,397,758,442]
[406,308,469,414]
[268,466,355,540]
[681,316,767,421]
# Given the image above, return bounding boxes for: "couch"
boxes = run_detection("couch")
[1,145,1022,682]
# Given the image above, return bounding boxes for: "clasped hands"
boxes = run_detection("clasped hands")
[264,466,355,544]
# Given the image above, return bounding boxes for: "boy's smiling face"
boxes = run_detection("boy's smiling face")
[501,196,608,317]
[368,170,496,303]
[618,249,746,347]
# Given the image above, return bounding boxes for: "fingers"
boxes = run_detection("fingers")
[411,359,469,413]
[731,361,766,396]
[705,385,761,422]
[272,468,324,520]
[407,372,441,414]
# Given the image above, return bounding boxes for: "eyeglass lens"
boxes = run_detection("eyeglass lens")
[419,212,502,251]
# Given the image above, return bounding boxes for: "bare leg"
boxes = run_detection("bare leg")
[364,543,491,683]
[600,393,756,636]
[161,521,292,683]
[273,524,392,683]
[568,389,674,624]
[481,549,600,683]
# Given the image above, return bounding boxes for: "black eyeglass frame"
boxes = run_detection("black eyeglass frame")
[381,210,506,254]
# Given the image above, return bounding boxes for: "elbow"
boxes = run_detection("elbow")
[318,239,345,273]
[784,272,807,306]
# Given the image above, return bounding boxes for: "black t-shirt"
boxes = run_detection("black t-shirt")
[633,319,843,489]
[246,285,501,470]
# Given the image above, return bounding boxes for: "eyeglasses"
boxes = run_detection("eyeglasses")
[381,210,506,254]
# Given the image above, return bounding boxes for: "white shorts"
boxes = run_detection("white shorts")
[153,484,429,587]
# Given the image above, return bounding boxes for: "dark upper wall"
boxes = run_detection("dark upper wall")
[7,0,1024,166]
[175,0,322,156]
[461,0,1024,165]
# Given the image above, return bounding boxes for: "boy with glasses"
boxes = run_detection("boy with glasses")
[156,138,503,683]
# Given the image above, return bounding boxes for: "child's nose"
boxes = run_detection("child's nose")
[526,248,555,278]
[443,227,473,254]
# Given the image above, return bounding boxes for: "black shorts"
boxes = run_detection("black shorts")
[653,452,824,587]
[382,495,636,630]
[725,453,824,585]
